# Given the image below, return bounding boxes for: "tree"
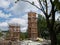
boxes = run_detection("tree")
[0,32,3,37]
[20,32,28,40]
[55,19,60,45]
[54,0,60,10]
[37,14,49,39]
[57,33,60,45]
[15,0,60,45]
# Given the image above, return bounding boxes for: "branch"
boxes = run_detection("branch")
[48,0,57,18]
[50,0,53,4]
[22,0,41,10]
[21,0,48,16]
[45,0,48,15]
[41,0,49,18]
[15,0,48,17]
[38,0,44,11]
[38,0,49,17]
[48,10,52,18]
[15,0,42,11]
[48,9,57,18]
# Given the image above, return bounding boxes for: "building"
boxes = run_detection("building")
[9,24,20,41]
[28,12,38,40]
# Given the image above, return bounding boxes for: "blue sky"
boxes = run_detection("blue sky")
[0,0,60,32]
[0,0,39,32]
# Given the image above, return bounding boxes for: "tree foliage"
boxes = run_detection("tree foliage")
[20,32,28,40]
[0,32,3,37]
[54,0,60,10]
[37,14,49,39]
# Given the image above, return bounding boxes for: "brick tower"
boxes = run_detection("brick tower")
[9,24,20,41]
[28,12,38,40]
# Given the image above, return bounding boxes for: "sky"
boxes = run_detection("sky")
[0,0,60,32]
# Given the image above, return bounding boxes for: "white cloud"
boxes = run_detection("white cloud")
[8,18,28,32]
[20,26,27,32]
[0,0,10,9]
[0,11,12,18]
[22,14,28,20]
[0,22,8,27]
[0,11,28,32]
[8,18,27,25]
[0,22,8,31]
[0,17,28,32]
[55,13,60,20]
[9,0,39,15]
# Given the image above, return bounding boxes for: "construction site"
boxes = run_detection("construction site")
[0,12,51,45]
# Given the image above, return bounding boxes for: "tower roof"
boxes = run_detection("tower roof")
[8,23,20,27]
[28,11,36,14]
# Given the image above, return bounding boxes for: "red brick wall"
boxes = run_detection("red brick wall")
[28,12,38,40]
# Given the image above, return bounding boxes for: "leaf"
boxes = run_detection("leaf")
[31,2,34,5]
[15,0,19,3]
[54,0,60,10]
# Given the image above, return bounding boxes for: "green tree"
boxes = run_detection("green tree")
[57,33,60,45]
[54,0,60,10]
[0,32,3,37]
[37,14,49,39]
[20,32,28,40]
[55,20,60,45]
[15,0,60,45]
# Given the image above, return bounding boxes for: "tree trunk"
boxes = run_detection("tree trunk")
[49,27,57,45]
[46,18,57,45]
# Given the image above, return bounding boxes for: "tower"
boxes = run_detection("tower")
[28,12,38,40]
[9,24,20,41]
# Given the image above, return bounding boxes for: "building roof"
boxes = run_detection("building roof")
[8,23,20,26]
